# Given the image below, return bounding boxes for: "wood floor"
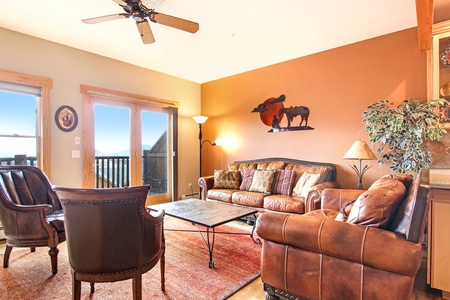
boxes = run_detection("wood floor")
[0,238,444,300]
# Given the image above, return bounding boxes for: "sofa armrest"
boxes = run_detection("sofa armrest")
[256,212,422,277]
[320,188,365,210]
[198,175,214,200]
[305,181,340,212]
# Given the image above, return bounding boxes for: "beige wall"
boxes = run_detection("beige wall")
[0,27,201,197]
[201,28,428,189]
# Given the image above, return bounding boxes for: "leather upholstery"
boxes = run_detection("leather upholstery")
[199,158,338,214]
[0,166,65,274]
[256,171,430,300]
[54,185,165,300]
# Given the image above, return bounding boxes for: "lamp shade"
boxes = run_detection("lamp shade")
[214,138,222,146]
[193,115,208,124]
[343,141,377,160]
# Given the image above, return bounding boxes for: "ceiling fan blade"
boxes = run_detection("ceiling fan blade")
[137,20,155,44]
[112,0,128,6]
[82,13,128,24]
[150,12,199,33]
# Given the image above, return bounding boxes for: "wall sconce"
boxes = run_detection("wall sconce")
[343,140,377,189]
[193,116,221,178]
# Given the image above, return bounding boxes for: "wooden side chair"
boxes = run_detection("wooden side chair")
[0,166,65,274]
[54,185,165,300]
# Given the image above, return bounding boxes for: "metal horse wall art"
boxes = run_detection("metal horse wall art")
[251,94,314,132]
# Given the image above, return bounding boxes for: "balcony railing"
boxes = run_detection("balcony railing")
[0,155,37,166]
[95,156,130,188]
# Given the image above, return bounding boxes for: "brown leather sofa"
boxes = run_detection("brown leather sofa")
[256,171,430,300]
[0,166,65,274]
[198,158,338,215]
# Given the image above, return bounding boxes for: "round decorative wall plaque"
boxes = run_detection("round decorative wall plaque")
[55,105,78,132]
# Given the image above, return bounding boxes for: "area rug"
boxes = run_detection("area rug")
[0,217,261,300]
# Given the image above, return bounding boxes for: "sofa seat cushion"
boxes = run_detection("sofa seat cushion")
[206,189,237,203]
[263,195,306,214]
[232,191,265,208]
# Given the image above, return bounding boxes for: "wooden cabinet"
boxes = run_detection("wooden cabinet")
[427,169,450,299]
[428,20,450,108]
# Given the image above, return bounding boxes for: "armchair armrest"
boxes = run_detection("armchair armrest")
[320,188,365,210]
[198,175,214,200]
[256,212,422,277]
[305,181,340,212]
[0,203,57,244]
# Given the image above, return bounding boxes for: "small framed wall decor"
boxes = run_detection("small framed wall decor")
[55,105,78,132]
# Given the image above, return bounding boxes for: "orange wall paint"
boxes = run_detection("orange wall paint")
[200,28,427,189]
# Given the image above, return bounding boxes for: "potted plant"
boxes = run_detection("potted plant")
[362,98,448,174]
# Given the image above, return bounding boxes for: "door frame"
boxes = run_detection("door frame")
[80,84,179,201]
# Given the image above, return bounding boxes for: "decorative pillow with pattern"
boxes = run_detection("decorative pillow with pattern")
[272,170,296,195]
[240,168,255,191]
[292,172,320,198]
[248,170,276,194]
[212,170,241,189]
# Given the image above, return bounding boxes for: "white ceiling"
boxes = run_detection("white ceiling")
[0,0,418,83]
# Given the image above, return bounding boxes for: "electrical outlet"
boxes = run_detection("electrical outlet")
[188,183,192,189]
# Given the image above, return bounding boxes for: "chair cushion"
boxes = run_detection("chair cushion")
[46,210,65,232]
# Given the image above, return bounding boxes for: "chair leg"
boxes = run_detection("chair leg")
[48,246,59,275]
[160,248,165,291]
[30,247,36,252]
[3,245,12,268]
[132,275,142,300]
[90,282,95,294]
[72,271,81,300]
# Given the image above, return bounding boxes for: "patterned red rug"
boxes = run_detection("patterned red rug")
[0,217,261,299]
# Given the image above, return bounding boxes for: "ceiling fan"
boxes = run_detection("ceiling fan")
[82,0,199,44]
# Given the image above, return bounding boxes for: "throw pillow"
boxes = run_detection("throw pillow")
[347,178,406,228]
[335,199,357,222]
[248,170,276,194]
[292,172,320,198]
[272,170,296,195]
[240,168,255,191]
[212,170,241,189]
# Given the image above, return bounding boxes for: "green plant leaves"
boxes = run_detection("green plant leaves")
[362,98,448,174]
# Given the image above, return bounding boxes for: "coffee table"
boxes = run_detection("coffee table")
[148,198,260,268]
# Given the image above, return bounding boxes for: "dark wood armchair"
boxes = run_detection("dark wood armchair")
[54,185,165,300]
[0,166,65,275]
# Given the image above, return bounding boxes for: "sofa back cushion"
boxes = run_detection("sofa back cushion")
[285,163,332,186]
[256,161,287,170]
[347,178,406,228]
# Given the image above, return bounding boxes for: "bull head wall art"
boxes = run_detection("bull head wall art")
[251,94,314,132]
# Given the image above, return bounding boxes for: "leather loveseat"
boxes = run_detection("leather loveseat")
[198,158,338,215]
[256,171,430,300]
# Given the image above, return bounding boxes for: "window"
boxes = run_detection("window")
[0,70,52,175]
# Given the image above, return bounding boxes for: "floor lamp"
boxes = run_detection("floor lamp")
[193,116,222,178]
[343,140,377,189]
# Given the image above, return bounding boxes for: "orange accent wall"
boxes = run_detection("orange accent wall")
[200,28,427,189]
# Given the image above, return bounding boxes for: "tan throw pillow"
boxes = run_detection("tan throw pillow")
[212,170,241,189]
[292,172,320,198]
[248,170,275,194]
